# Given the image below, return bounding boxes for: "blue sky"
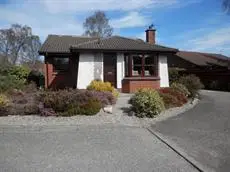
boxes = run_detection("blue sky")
[0,0,230,56]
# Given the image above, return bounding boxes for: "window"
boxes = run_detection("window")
[125,54,158,77]
[144,55,157,76]
[53,57,69,72]
[132,55,142,76]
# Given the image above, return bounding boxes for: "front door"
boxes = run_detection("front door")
[103,53,117,88]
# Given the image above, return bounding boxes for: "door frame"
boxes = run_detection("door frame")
[103,53,117,88]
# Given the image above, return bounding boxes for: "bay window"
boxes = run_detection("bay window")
[125,54,158,77]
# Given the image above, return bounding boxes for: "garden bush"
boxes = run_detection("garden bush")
[41,89,73,112]
[87,80,119,98]
[158,88,188,108]
[8,65,30,83]
[0,65,30,93]
[40,89,115,116]
[0,75,25,93]
[171,82,190,97]
[178,74,204,98]
[62,98,101,116]
[129,88,165,118]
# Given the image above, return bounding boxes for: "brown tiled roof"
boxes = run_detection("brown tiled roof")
[39,35,178,54]
[39,35,97,53]
[176,51,229,67]
[71,36,178,52]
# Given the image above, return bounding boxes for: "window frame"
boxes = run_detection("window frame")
[52,57,70,73]
[125,53,158,77]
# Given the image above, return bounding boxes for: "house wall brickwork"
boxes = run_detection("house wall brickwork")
[122,78,160,93]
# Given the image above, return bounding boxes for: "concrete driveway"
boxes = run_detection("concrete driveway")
[0,125,197,172]
[151,90,230,172]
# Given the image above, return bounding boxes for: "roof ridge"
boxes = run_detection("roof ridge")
[48,34,98,39]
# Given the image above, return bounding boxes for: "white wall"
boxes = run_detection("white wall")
[94,53,103,81]
[117,53,125,89]
[159,55,169,87]
[77,53,95,89]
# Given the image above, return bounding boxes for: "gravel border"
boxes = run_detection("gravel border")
[0,98,199,127]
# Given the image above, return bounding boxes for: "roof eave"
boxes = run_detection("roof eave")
[70,47,178,54]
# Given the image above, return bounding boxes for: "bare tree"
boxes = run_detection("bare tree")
[83,11,113,37]
[0,24,41,65]
[23,35,41,65]
[223,0,230,14]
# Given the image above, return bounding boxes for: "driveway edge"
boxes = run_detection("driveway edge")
[146,128,215,172]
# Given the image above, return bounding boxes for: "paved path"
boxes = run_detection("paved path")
[0,125,197,172]
[151,90,230,172]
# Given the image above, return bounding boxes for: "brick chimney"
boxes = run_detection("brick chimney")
[145,26,156,44]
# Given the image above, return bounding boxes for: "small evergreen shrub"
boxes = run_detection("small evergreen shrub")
[178,75,204,98]
[171,82,190,97]
[129,88,165,118]
[87,80,119,98]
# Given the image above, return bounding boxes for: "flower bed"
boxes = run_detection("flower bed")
[0,87,117,117]
[39,89,116,116]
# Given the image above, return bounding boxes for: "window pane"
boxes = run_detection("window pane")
[145,55,155,65]
[144,66,156,76]
[144,55,157,76]
[132,55,142,76]
[53,57,69,72]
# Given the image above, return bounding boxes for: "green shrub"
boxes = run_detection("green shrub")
[158,88,188,108]
[8,65,30,83]
[58,99,101,116]
[168,68,180,84]
[67,99,101,116]
[129,88,165,118]
[87,80,119,98]
[0,75,25,93]
[171,82,190,97]
[178,75,204,98]
[79,99,101,115]
[0,65,30,93]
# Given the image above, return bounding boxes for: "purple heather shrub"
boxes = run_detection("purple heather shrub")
[40,89,116,113]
